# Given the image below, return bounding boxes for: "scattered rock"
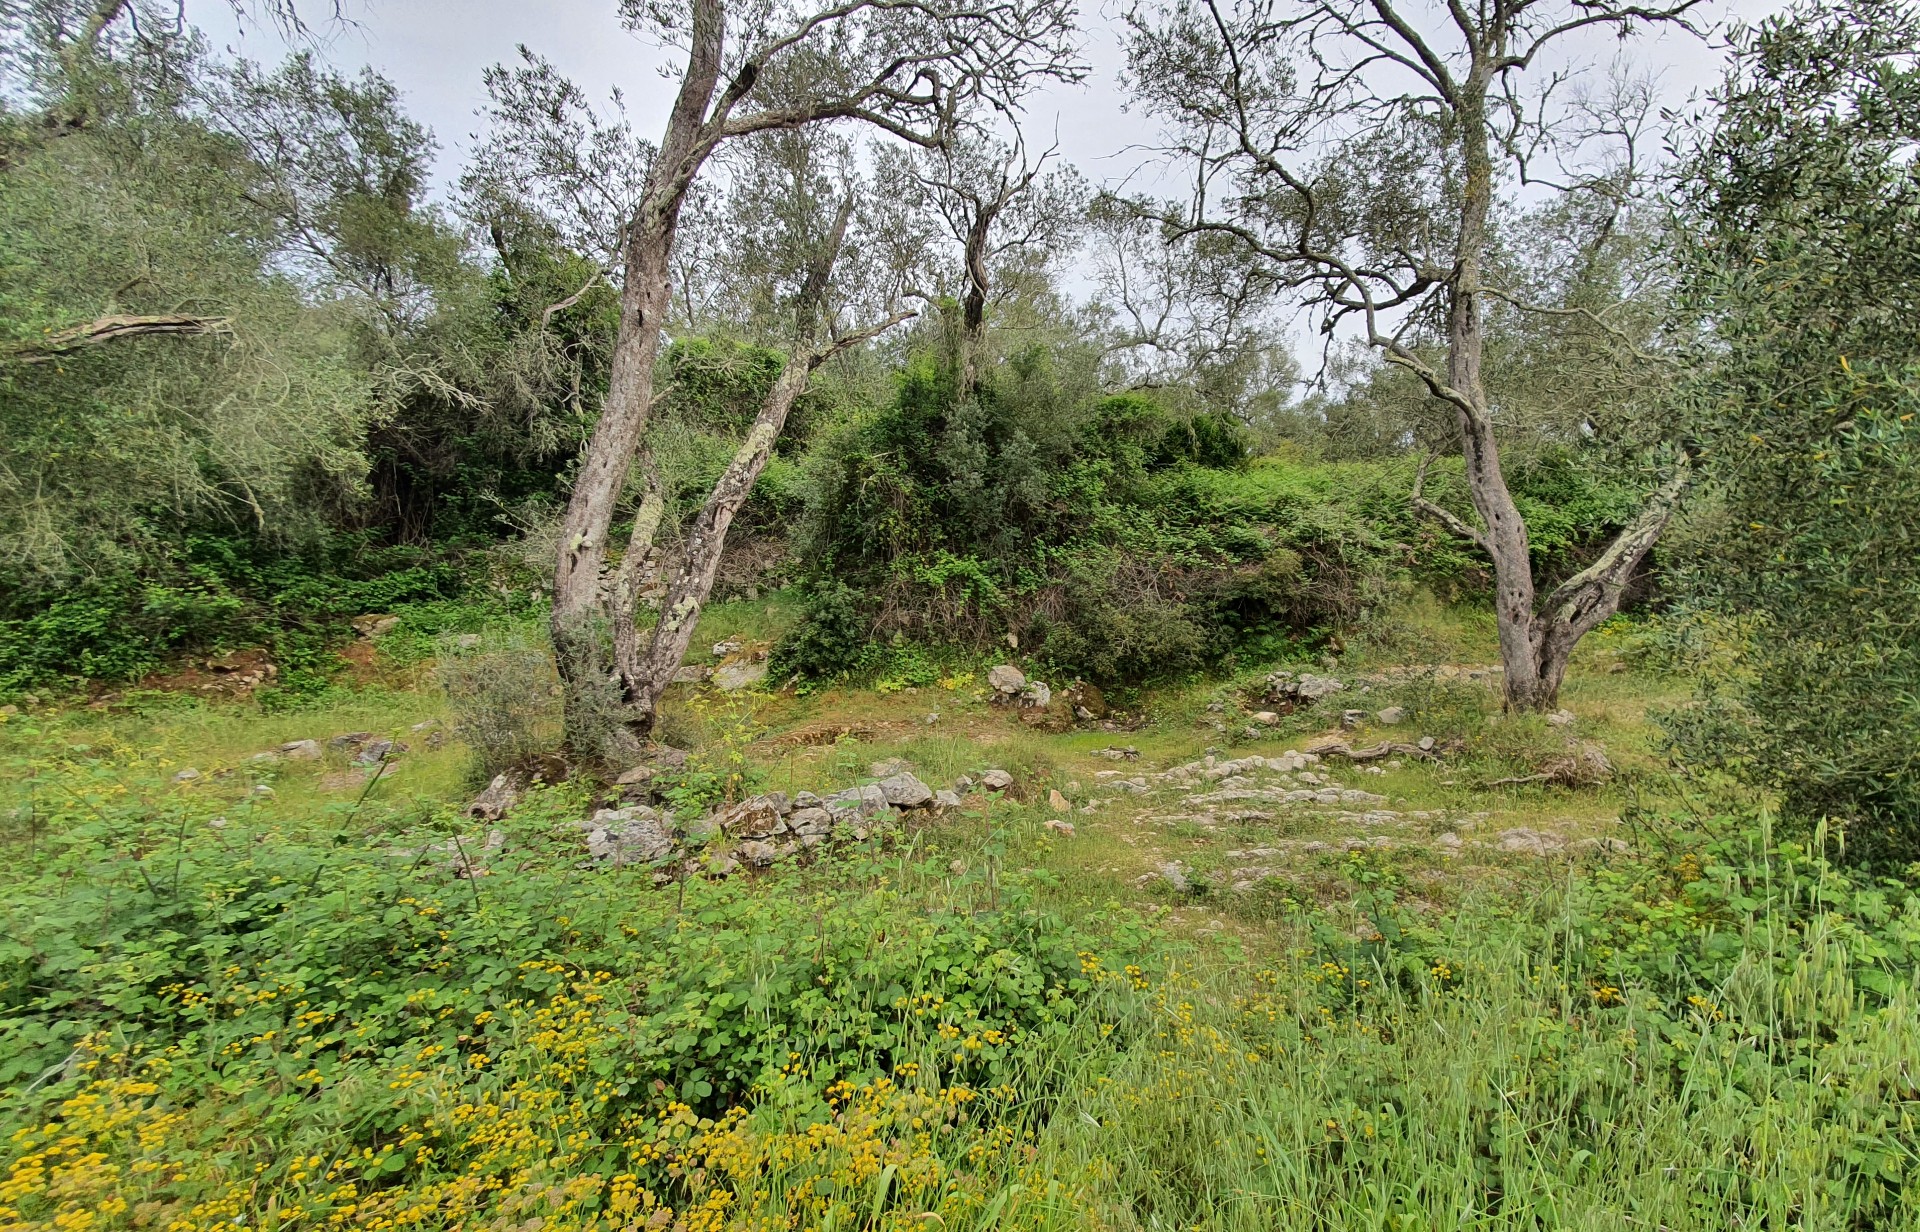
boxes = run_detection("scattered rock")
[988,664,1027,695]
[1251,710,1280,725]
[824,783,890,821]
[673,665,713,684]
[711,639,744,658]
[580,806,674,865]
[329,731,375,752]
[788,807,835,836]
[1546,708,1576,727]
[351,614,400,639]
[1417,736,1437,751]
[1019,680,1052,709]
[1155,862,1191,893]
[1495,827,1566,856]
[1045,819,1075,836]
[933,789,962,809]
[465,773,522,821]
[1264,670,1345,708]
[353,739,404,766]
[978,768,1015,792]
[1375,706,1406,725]
[712,661,769,692]
[1048,788,1071,811]
[1099,746,1141,761]
[1341,709,1367,729]
[737,839,778,868]
[280,739,322,760]
[172,767,201,783]
[877,773,934,808]
[720,793,793,839]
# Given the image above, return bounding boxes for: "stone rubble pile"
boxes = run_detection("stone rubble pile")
[553,764,1016,879]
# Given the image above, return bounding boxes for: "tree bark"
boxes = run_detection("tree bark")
[548,0,727,757]
[614,201,910,743]
[1427,63,1690,712]
[958,213,991,394]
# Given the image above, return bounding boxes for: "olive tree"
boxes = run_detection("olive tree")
[876,133,1088,391]
[1666,0,1920,863]
[483,0,1079,757]
[1126,0,1697,709]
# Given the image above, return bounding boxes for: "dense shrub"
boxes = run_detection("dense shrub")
[768,582,872,681]
[1665,1,1920,864]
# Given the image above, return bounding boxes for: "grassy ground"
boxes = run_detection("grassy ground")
[0,597,1914,1230]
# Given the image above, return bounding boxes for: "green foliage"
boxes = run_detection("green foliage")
[1667,0,1920,863]
[0,740,1126,1120]
[768,582,872,681]
[795,354,1423,683]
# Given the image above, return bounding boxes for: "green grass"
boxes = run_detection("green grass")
[1,595,1915,1230]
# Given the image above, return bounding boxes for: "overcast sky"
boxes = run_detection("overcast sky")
[196,0,1784,202]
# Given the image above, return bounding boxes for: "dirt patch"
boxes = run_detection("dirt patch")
[127,648,278,702]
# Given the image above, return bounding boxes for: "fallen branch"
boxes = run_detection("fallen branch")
[9,313,233,364]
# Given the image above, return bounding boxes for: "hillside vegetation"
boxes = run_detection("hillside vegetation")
[3,0,1920,1228]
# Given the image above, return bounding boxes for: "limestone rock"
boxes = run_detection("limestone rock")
[172,767,201,783]
[1045,819,1075,836]
[932,789,962,809]
[581,806,673,865]
[737,839,778,868]
[713,661,768,692]
[673,664,713,684]
[351,614,400,639]
[788,807,835,837]
[877,773,934,808]
[1495,827,1566,855]
[824,783,889,821]
[977,768,1014,792]
[280,739,322,760]
[1019,680,1052,708]
[1547,709,1576,727]
[1375,706,1406,725]
[465,773,522,821]
[1048,788,1070,811]
[987,664,1026,695]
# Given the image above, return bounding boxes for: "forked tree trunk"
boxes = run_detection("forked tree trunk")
[604,200,910,747]
[548,0,726,757]
[1417,66,1690,712]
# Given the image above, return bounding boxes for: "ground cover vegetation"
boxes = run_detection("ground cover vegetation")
[2,0,1920,1226]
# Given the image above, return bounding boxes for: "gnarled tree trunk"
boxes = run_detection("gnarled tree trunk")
[604,201,911,747]
[1417,66,1690,712]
